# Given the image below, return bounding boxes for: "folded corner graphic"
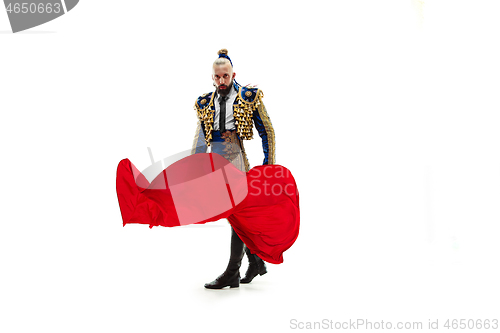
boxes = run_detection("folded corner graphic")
[116,152,301,264]
[4,0,79,33]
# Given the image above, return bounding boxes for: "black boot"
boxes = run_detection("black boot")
[240,246,267,284]
[204,227,244,289]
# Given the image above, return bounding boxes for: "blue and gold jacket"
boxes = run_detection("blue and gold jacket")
[191,82,275,165]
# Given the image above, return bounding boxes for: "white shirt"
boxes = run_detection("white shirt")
[214,85,237,131]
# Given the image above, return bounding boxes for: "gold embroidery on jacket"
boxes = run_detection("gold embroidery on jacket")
[191,119,205,154]
[256,97,276,165]
[193,93,216,146]
[194,88,266,150]
[233,87,261,140]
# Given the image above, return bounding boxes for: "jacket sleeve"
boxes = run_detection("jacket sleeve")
[191,119,207,154]
[252,100,276,165]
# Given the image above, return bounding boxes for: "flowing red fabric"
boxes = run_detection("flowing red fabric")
[116,153,300,264]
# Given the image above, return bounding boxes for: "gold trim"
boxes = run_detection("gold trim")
[255,92,276,164]
[239,140,251,172]
[194,93,216,146]
[233,86,260,140]
[191,119,203,154]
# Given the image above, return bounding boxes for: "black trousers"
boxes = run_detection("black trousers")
[227,226,245,272]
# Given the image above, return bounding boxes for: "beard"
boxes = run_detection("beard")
[216,79,234,97]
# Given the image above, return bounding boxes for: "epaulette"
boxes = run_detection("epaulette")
[195,92,215,112]
[238,86,262,104]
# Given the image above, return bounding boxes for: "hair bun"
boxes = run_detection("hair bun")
[217,49,228,56]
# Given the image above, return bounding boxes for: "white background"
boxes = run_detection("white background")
[1,1,499,332]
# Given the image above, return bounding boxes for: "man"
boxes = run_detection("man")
[191,49,276,289]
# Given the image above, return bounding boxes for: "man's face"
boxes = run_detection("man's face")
[212,63,236,96]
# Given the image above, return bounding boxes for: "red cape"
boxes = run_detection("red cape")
[116,153,300,264]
